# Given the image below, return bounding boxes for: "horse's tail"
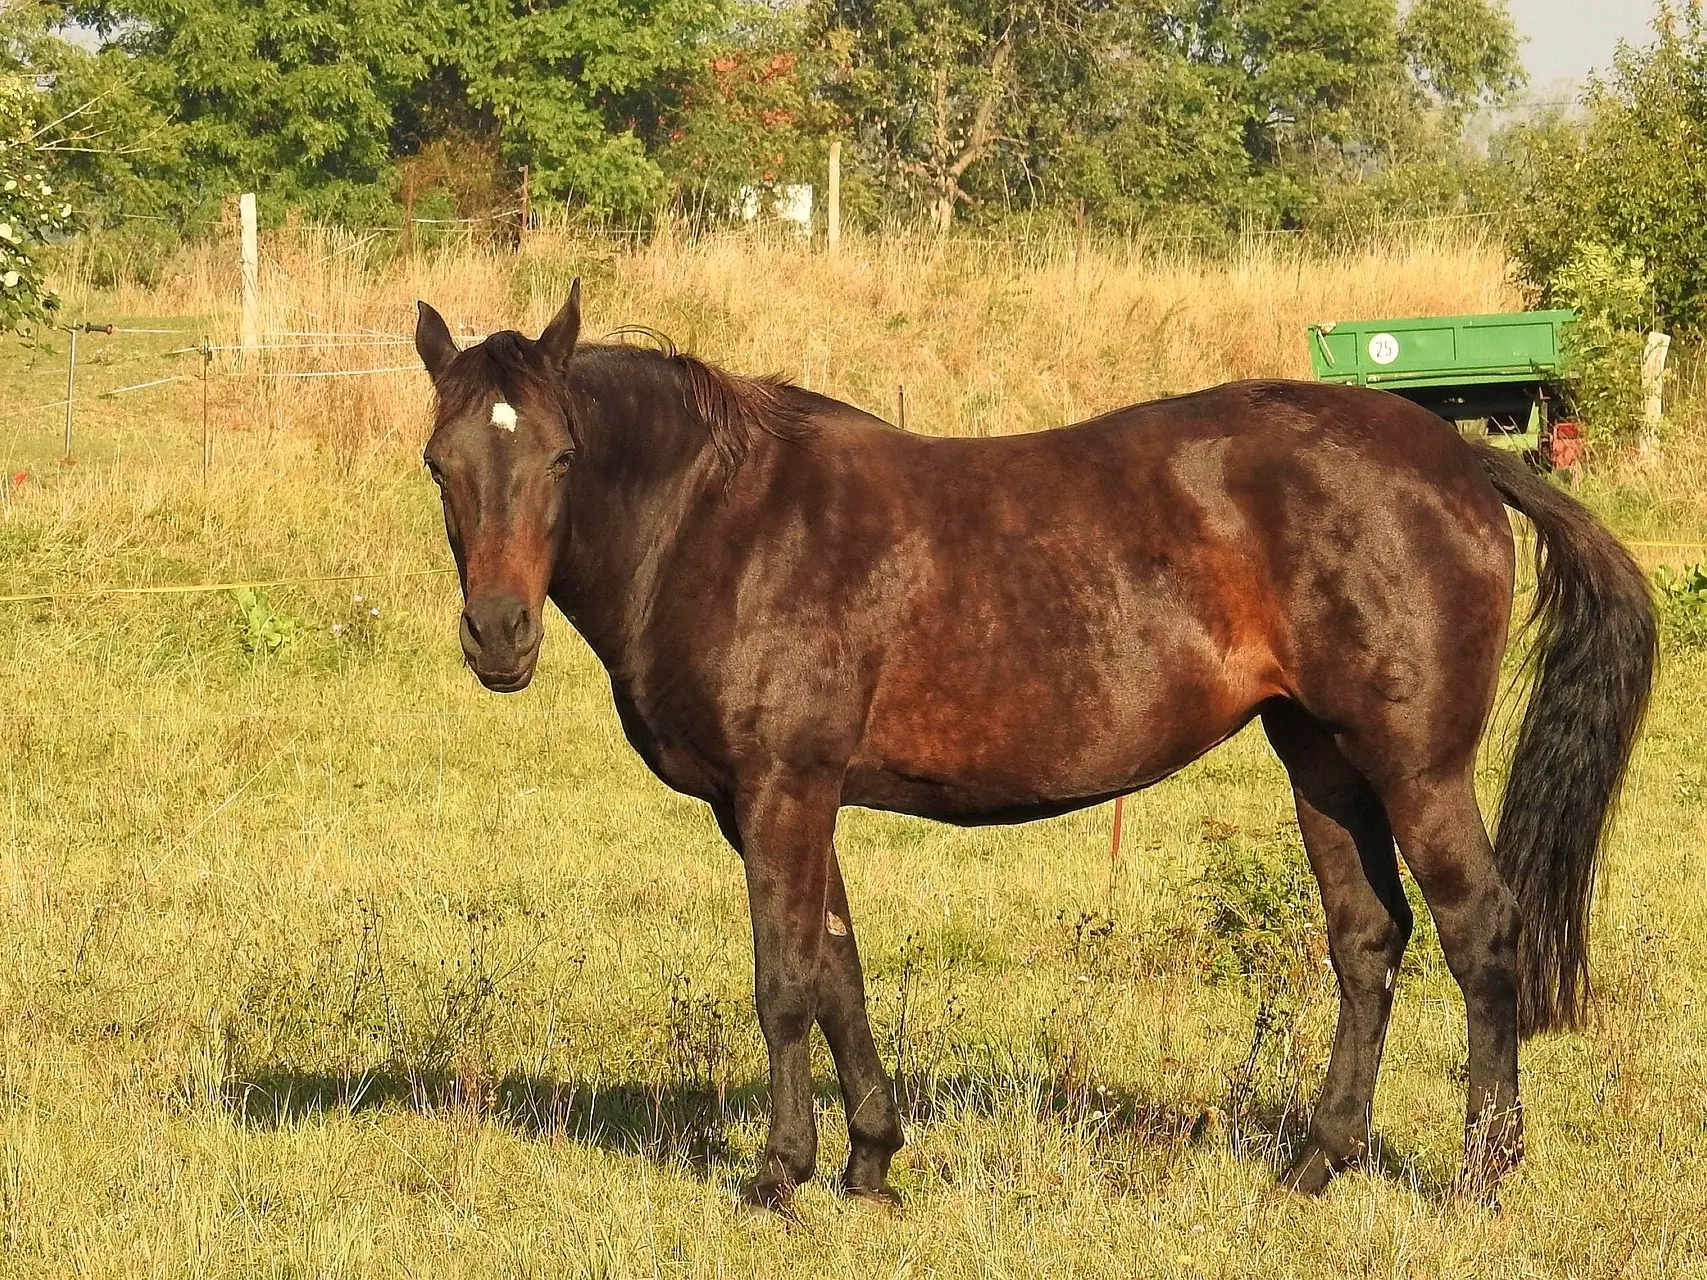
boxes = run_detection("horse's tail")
[1475,445,1657,1036]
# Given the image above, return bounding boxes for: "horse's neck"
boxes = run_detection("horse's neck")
[553,392,723,669]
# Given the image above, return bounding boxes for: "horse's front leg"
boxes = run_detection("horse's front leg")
[729,765,841,1210]
[819,844,905,1202]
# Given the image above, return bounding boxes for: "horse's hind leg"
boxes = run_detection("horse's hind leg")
[1263,703,1412,1194]
[817,846,904,1202]
[1371,766,1522,1198]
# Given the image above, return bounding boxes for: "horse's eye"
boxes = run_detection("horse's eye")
[548,449,574,480]
[423,458,446,487]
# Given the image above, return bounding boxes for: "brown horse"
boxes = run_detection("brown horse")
[414,284,1654,1208]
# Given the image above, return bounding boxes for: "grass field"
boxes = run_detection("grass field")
[1,229,1705,1276]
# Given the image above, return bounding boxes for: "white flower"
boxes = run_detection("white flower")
[38,184,50,196]
[3,180,14,192]
[330,622,343,636]
[368,607,379,617]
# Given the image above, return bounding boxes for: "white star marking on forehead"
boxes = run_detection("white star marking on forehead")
[490,400,518,432]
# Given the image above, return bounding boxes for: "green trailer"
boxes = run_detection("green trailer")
[1306,308,1576,448]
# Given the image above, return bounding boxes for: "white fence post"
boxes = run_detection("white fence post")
[1640,330,1671,458]
[239,193,259,361]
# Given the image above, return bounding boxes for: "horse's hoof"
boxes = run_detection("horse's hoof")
[842,1182,904,1212]
[1451,1156,1518,1209]
[743,1177,799,1216]
[1279,1144,1336,1196]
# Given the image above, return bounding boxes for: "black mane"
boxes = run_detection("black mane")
[437,331,810,472]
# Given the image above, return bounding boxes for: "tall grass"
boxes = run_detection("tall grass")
[54,224,1523,451]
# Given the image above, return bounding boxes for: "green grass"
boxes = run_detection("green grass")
[0,321,1706,1277]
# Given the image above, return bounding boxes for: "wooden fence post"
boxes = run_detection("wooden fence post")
[239,193,259,362]
[827,140,841,258]
[519,165,530,252]
[1641,331,1671,456]
[401,169,416,257]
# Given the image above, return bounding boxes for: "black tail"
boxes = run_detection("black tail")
[1475,446,1657,1036]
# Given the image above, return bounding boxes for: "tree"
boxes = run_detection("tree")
[59,0,436,222]
[816,0,1100,228]
[432,0,727,212]
[813,0,1522,233]
[1059,0,1523,232]
[21,0,1523,232]
[1505,3,1707,330]
[0,78,76,333]
[1401,0,1523,121]
[654,4,840,215]
[51,0,737,221]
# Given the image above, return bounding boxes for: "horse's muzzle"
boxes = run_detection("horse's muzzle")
[460,595,543,693]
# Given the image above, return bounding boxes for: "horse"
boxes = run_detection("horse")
[413,283,1654,1209]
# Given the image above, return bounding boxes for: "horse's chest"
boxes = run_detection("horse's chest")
[608,676,726,801]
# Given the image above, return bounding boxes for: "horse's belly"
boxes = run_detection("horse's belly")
[844,635,1276,821]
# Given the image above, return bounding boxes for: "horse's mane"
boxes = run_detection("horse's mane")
[675,353,809,471]
[440,328,810,472]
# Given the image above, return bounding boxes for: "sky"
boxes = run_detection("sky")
[1507,0,1663,93]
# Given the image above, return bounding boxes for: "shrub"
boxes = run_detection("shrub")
[230,587,299,656]
[1196,824,1321,1000]
[1655,562,1707,650]
[1505,8,1707,332]
[1550,240,1652,442]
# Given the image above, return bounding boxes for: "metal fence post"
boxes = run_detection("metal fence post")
[201,337,213,482]
[62,325,77,463]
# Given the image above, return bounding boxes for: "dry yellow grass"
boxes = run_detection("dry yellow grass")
[0,229,1701,1277]
[58,223,1523,446]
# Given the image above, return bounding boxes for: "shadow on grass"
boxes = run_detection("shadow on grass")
[220,1063,1441,1198]
[224,1067,768,1177]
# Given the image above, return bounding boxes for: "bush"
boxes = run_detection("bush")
[1549,240,1652,441]
[1655,562,1707,650]
[1505,9,1707,332]
[230,588,299,656]
[1196,824,1321,1000]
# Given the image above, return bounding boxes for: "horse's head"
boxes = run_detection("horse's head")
[415,282,582,693]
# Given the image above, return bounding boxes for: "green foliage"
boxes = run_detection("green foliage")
[31,0,1522,230]
[1654,563,1707,651]
[435,0,727,212]
[658,8,839,211]
[1196,822,1321,999]
[1550,240,1652,439]
[1400,0,1524,119]
[0,80,75,334]
[56,0,437,223]
[813,0,1091,228]
[815,0,1524,232]
[1506,5,1707,331]
[56,0,732,220]
[230,587,299,656]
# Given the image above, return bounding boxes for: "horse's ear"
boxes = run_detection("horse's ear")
[538,278,582,372]
[415,302,459,380]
